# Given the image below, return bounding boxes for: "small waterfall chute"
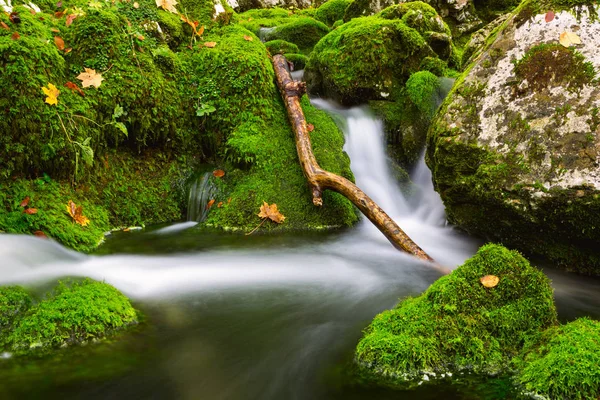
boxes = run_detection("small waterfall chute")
[187,172,218,223]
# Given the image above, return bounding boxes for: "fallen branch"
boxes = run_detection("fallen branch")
[272,54,435,264]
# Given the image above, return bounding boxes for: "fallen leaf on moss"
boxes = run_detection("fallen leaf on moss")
[206,199,215,209]
[559,31,581,48]
[0,22,9,30]
[133,1,139,7]
[20,197,30,207]
[66,13,77,26]
[480,275,499,288]
[545,10,555,22]
[64,47,72,54]
[155,0,178,13]
[11,32,20,40]
[66,200,90,226]
[243,35,253,41]
[204,41,216,48]
[227,197,232,204]
[258,202,285,223]
[307,123,314,132]
[50,27,59,32]
[42,83,60,105]
[65,81,84,96]
[55,10,65,18]
[136,34,144,40]
[213,169,225,178]
[33,230,48,238]
[24,208,38,215]
[77,68,103,88]
[54,36,65,50]
[217,201,223,208]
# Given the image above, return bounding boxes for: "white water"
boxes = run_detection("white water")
[0,102,479,299]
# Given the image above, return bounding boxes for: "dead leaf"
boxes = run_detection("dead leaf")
[155,0,178,13]
[30,8,36,15]
[204,41,216,48]
[66,13,77,26]
[480,275,500,288]
[33,230,48,238]
[54,36,65,50]
[133,1,139,7]
[559,31,581,48]
[213,169,225,178]
[307,123,314,132]
[55,10,65,18]
[42,83,60,105]
[77,67,104,88]
[545,10,555,22]
[56,1,63,7]
[206,199,215,209]
[20,196,30,207]
[197,25,204,36]
[24,208,38,214]
[50,27,59,32]
[136,34,144,40]
[65,81,85,96]
[11,32,20,40]
[66,200,90,226]
[257,201,285,223]
[243,35,253,41]
[64,47,72,54]
[0,22,9,30]
[227,197,232,204]
[217,201,223,208]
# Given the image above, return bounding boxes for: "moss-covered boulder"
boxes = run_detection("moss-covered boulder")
[315,0,352,26]
[0,286,32,349]
[514,317,600,400]
[264,39,300,55]
[6,279,138,354]
[427,1,600,274]
[355,244,558,388]
[263,17,330,53]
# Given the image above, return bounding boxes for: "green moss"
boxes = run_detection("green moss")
[513,43,596,95]
[315,0,352,27]
[0,287,32,349]
[264,17,330,53]
[515,318,600,400]
[237,8,299,35]
[8,279,138,354]
[285,53,309,69]
[332,19,344,28]
[177,0,216,25]
[419,56,448,76]
[378,2,451,36]
[405,71,440,118]
[355,244,557,387]
[264,39,300,55]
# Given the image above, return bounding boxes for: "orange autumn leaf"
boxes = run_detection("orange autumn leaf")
[243,35,253,41]
[55,10,65,18]
[24,208,38,214]
[257,201,285,223]
[20,196,30,207]
[197,25,204,35]
[11,32,20,40]
[213,169,225,178]
[480,275,500,288]
[559,31,581,48]
[217,201,223,208]
[33,230,48,238]
[42,83,60,105]
[66,200,90,226]
[0,22,9,30]
[66,13,78,26]
[206,199,215,209]
[77,68,104,88]
[65,81,85,96]
[204,41,216,48]
[227,197,232,204]
[545,10,555,22]
[54,36,65,50]
[307,123,314,132]
[50,27,60,33]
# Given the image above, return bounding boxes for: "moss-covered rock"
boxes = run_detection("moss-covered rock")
[285,53,309,69]
[315,0,352,26]
[263,17,330,53]
[0,286,32,349]
[6,279,138,354]
[514,317,600,400]
[355,244,558,388]
[427,2,600,275]
[264,39,300,55]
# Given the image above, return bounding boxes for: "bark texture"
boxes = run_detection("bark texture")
[272,54,435,263]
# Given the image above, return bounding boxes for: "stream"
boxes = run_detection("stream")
[1,101,600,399]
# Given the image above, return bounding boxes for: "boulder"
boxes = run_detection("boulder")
[427,1,600,274]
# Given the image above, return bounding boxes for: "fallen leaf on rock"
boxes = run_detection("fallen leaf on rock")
[33,230,48,238]
[204,41,216,48]
[480,275,500,288]
[54,36,65,50]
[213,169,225,178]
[258,201,285,223]
[559,31,581,47]
[42,83,60,105]
[66,13,77,26]
[1,22,9,30]
[24,208,38,214]
[155,0,178,13]
[20,196,30,207]
[11,31,20,40]
[545,10,555,22]
[243,35,253,41]
[206,199,215,209]
[77,68,103,88]
[65,81,84,96]
[66,200,90,226]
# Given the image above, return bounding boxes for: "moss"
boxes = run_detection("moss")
[378,2,450,36]
[343,0,392,21]
[264,39,300,55]
[237,8,299,35]
[285,53,309,69]
[419,56,448,76]
[513,43,596,95]
[263,17,330,53]
[332,19,344,28]
[177,0,216,25]
[7,279,138,354]
[514,318,600,400]
[405,71,440,118]
[305,16,433,104]
[315,0,352,27]
[355,244,557,388]
[0,287,32,349]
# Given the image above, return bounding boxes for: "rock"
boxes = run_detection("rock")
[462,13,510,66]
[263,17,330,52]
[427,2,600,274]
[236,0,311,12]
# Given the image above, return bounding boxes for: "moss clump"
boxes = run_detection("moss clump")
[315,0,352,26]
[355,244,557,387]
[286,53,309,69]
[378,2,450,37]
[8,279,138,353]
[405,71,440,118]
[0,286,32,349]
[264,39,300,55]
[237,8,300,35]
[419,56,448,76]
[514,317,600,400]
[513,43,596,95]
[264,18,330,53]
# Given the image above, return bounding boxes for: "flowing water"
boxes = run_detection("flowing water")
[1,102,600,399]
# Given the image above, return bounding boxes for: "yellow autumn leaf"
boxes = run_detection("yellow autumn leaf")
[42,83,60,105]
[77,68,104,88]
[559,31,581,48]
[66,200,90,227]
[480,275,500,288]
[258,201,285,223]
[155,0,177,13]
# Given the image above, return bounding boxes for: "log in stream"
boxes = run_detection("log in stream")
[272,55,435,264]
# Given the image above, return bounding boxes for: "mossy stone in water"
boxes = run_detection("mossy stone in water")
[264,39,301,55]
[285,53,309,69]
[355,244,557,388]
[8,279,138,353]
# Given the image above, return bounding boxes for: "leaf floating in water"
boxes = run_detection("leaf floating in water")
[480,275,500,288]
[559,31,581,48]
[213,169,225,178]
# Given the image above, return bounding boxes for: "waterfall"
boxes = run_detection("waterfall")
[187,172,217,223]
